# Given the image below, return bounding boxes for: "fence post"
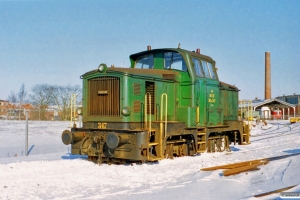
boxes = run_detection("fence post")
[70,94,76,128]
[25,110,28,156]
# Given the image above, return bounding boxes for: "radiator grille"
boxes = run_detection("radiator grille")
[133,100,141,113]
[145,81,155,115]
[88,76,120,116]
[133,83,141,95]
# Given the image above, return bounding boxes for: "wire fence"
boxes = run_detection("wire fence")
[1,116,298,159]
[0,119,74,158]
[242,114,300,121]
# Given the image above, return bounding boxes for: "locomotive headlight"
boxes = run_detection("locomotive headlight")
[98,63,107,73]
[121,106,131,116]
[77,107,83,115]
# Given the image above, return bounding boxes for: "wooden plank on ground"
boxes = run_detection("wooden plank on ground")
[223,160,269,176]
[254,185,297,197]
[201,159,268,171]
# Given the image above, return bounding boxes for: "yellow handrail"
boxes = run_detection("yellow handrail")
[196,106,199,124]
[144,93,152,133]
[160,93,167,138]
[249,100,253,120]
[241,100,245,120]
[247,100,250,120]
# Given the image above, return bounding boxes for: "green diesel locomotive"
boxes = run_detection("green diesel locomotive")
[62,46,250,164]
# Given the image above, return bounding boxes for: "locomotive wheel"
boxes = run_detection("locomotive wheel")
[215,138,222,152]
[208,135,231,153]
[165,144,174,159]
[208,139,215,153]
[224,135,231,152]
[88,156,98,162]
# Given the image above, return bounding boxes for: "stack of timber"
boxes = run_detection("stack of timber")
[200,159,269,176]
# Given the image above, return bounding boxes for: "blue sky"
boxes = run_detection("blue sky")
[0,0,299,101]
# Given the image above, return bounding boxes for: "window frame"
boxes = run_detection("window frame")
[192,57,204,77]
[134,54,154,69]
[164,52,187,72]
[201,60,217,79]
[207,62,216,79]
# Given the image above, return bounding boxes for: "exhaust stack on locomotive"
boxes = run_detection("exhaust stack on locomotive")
[62,46,251,164]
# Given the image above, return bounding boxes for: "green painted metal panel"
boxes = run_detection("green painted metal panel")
[80,47,239,129]
[177,107,197,127]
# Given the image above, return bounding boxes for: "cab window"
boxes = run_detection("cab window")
[164,52,187,71]
[201,60,216,79]
[207,62,216,79]
[135,54,154,69]
[192,58,204,77]
[201,60,210,78]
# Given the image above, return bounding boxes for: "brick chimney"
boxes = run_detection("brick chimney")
[265,52,271,99]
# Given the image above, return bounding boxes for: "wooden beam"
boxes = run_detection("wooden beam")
[200,159,268,171]
[223,161,268,176]
[254,185,297,197]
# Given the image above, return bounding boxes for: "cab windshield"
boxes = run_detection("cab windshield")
[164,52,187,71]
[135,54,154,69]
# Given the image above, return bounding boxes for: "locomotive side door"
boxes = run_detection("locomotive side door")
[192,58,207,126]
[201,60,223,126]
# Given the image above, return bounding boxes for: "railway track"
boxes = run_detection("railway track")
[232,140,300,154]
[252,122,300,137]
[200,151,300,198]
[250,123,300,142]
[200,123,300,198]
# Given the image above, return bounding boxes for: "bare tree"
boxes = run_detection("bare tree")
[7,91,17,103]
[18,83,27,120]
[30,84,55,120]
[52,85,81,120]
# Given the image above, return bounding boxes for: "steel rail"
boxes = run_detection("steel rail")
[251,123,300,142]
[252,123,300,138]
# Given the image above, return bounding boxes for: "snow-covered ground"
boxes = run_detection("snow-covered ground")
[0,120,300,200]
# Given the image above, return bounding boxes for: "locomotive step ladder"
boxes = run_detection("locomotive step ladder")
[147,134,163,161]
[144,93,169,161]
[197,131,207,153]
[243,123,251,144]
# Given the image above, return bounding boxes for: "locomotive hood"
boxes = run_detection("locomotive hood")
[81,67,181,82]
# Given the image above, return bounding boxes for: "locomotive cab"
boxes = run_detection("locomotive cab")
[62,46,250,164]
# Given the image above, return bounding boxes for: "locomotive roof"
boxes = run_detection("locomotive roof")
[129,48,214,61]
[219,81,239,91]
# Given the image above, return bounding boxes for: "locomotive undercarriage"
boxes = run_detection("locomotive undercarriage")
[62,121,249,164]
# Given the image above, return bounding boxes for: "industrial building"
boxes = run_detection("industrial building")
[239,52,299,120]
[276,94,300,116]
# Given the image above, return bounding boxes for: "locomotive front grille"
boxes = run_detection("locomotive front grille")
[145,81,155,115]
[88,76,120,117]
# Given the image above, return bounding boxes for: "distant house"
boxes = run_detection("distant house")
[0,100,9,119]
[6,103,24,120]
[239,98,296,120]
[0,100,35,120]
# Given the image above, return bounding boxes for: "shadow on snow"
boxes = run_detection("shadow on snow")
[61,153,88,160]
